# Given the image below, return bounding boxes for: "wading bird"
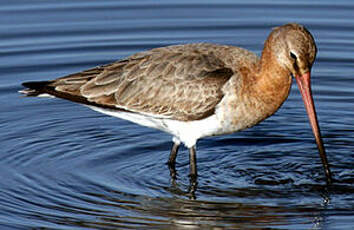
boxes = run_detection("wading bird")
[21,23,332,186]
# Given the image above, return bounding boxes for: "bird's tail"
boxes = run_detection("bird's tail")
[19,81,54,97]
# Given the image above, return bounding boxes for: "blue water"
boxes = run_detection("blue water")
[1,0,353,229]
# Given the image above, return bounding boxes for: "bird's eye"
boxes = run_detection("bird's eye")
[290,52,297,59]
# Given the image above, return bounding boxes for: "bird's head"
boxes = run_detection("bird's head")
[264,23,332,184]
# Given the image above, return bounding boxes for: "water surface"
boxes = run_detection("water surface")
[1,0,353,229]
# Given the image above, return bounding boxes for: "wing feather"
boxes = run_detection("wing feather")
[43,43,236,120]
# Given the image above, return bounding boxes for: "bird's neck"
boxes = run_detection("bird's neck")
[250,45,292,115]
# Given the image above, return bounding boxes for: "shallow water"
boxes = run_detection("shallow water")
[1,0,354,229]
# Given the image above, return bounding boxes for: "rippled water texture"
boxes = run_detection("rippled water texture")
[1,0,353,229]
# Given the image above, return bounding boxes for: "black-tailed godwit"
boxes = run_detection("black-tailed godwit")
[20,23,332,185]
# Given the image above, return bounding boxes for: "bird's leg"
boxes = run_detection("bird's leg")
[188,146,198,199]
[167,142,180,179]
[189,146,198,184]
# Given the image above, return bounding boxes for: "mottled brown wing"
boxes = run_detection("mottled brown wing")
[52,43,234,120]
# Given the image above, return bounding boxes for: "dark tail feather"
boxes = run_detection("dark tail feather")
[20,81,53,96]
[20,80,125,111]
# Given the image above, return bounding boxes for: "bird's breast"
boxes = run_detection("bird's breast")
[214,73,292,134]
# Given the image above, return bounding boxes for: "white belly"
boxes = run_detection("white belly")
[87,106,223,148]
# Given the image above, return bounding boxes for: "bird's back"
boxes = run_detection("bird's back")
[22,43,260,121]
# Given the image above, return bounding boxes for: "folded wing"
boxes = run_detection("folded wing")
[23,43,235,121]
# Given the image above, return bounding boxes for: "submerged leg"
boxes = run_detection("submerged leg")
[189,146,198,182]
[188,146,198,199]
[167,142,180,179]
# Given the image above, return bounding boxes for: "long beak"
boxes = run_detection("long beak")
[295,72,333,184]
